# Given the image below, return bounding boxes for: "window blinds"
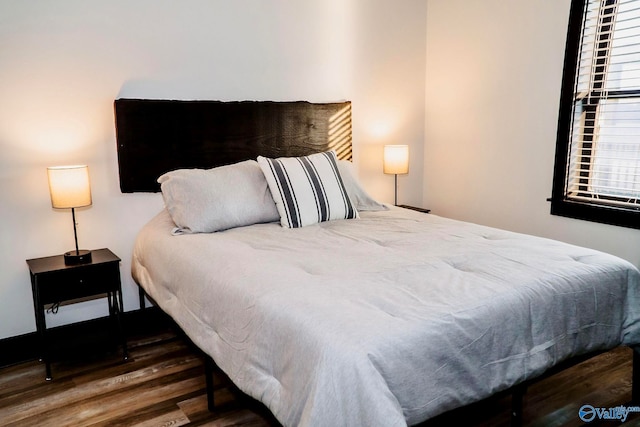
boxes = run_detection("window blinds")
[566,0,640,208]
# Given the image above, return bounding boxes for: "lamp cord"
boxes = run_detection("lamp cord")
[46,302,60,314]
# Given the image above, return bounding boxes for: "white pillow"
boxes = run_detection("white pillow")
[337,160,388,211]
[158,160,279,233]
[257,151,358,228]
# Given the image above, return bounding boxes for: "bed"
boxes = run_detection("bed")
[117,99,640,426]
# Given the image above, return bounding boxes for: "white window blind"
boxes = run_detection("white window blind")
[565,0,640,208]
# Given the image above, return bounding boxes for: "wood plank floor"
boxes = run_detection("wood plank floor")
[1,322,640,426]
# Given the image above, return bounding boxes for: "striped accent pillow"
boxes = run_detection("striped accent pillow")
[257,151,358,228]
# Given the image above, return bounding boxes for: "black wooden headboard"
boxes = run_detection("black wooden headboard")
[114,99,352,192]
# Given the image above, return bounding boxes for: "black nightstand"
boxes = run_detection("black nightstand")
[26,248,128,380]
[397,204,431,214]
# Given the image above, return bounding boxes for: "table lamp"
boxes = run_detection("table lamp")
[383,145,409,206]
[47,165,93,265]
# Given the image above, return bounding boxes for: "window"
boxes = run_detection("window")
[551,0,640,229]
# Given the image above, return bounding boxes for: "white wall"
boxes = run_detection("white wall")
[424,0,640,265]
[0,0,427,340]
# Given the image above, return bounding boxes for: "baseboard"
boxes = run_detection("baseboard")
[0,307,171,369]
[0,332,38,369]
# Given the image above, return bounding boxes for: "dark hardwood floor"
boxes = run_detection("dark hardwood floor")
[1,317,640,426]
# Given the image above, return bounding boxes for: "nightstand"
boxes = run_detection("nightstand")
[26,248,128,380]
[397,204,431,214]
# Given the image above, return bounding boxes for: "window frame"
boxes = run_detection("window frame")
[551,0,640,229]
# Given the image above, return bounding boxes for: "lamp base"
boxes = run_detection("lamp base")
[64,249,92,266]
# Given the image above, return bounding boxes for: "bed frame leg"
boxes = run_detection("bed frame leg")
[204,355,215,412]
[633,346,640,404]
[511,384,526,427]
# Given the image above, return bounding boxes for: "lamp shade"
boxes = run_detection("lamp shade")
[47,165,92,209]
[383,145,409,175]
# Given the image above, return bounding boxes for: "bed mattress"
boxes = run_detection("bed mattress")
[132,207,640,426]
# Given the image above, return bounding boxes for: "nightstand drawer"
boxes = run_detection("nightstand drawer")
[37,263,119,304]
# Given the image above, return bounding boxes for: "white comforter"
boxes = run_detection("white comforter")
[132,207,640,426]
